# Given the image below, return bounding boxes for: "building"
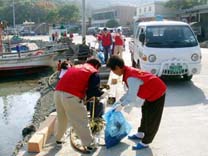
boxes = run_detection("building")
[134,1,176,22]
[179,4,208,41]
[91,5,137,27]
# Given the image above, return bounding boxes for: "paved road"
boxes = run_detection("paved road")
[18,36,208,156]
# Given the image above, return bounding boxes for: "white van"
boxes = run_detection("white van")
[129,20,201,80]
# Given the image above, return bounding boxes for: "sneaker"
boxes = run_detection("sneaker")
[128,134,142,140]
[132,142,148,150]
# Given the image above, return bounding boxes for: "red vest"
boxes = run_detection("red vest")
[57,62,61,71]
[55,63,98,99]
[102,33,112,46]
[123,66,167,102]
[97,34,102,41]
[114,34,123,45]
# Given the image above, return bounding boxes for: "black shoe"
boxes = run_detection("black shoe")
[56,141,64,148]
[83,145,97,154]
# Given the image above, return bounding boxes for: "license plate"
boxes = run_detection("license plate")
[169,65,182,73]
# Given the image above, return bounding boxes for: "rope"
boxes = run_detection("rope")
[47,71,58,91]
[92,96,95,121]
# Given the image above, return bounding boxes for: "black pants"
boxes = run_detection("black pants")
[86,101,105,118]
[138,94,165,144]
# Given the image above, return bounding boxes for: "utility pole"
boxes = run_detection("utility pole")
[82,0,86,45]
[12,0,16,32]
[0,22,3,54]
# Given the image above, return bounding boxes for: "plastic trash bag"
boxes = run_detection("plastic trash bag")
[97,51,105,64]
[103,108,132,148]
[99,44,103,52]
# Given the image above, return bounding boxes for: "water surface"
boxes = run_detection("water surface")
[0,80,41,156]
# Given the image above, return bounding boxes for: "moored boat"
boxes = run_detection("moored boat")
[0,49,55,77]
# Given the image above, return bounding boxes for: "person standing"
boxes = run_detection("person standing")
[97,32,103,51]
[106,55,167,150]
[57,60,62,72]
[93,32,103,51]
[58,60,68,79]
[101,28,112,63]
[54,58,101,152]
[113,29,124,57]
[86,70,105,118]
[52,33,55,42]
[69,33,74,41]
[16,44,21,58]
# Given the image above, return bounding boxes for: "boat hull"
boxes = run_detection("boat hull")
[0,53,55,77]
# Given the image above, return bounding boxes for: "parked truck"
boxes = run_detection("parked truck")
[129,20,202,80]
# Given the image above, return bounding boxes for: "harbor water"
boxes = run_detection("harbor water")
[0,79,41,156]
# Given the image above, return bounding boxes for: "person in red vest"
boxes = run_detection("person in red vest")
[106,55,167,150]
[54,58,101,153]
[57,60,62,72]
[113,29,124,57]
[101,27,112,63]
[69,32,74,40]
[93,32,103,51]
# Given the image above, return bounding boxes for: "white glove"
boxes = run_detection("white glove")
[100,89,109,99]
[114,104,123,112]
[113,101,123,112]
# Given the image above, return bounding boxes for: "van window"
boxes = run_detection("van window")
[136,27,144,39]
[145,25,198,48]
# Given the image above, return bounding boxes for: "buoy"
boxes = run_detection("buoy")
[34,50,44,56]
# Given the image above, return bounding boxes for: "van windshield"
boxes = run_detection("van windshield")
[145,25,198,48]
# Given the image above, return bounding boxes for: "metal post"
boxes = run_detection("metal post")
[82,0,86,45]
[12,0,16,32]
[0,23,3,54]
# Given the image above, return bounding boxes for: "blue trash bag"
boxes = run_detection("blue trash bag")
[98,43,103,52]
[97,51,105,64]
[103,108,132,149]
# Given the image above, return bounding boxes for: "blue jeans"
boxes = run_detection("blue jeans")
[103,45,111,63]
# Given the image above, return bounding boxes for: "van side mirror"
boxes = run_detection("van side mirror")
[139,33,145,43]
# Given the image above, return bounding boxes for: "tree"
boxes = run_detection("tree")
[0,0,81,26]
[106,19,119,28]
[58,4,80,23]
[165,0,208,9]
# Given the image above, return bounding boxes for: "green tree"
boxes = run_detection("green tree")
[0,0,81,26]
[106,19,119,28]
[58,4,80,23]
[165,0,208,9]
[46,10,59,24]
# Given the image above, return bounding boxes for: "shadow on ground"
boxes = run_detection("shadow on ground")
[164,79,208,106]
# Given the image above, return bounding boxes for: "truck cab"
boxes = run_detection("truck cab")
[130,20,201,80]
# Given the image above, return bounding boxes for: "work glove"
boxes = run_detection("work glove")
[112,101,123,112]
[100,89,109,99]
[114,104,123,112]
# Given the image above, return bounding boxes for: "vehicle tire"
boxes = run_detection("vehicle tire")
[136,59,141,69]
[183,74,193,81]
[132,60,136,67]
[131,53,136,67]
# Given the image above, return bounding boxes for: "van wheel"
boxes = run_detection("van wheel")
[136,60,141,69]
[183,74,193,81]
[132,60,136,67]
